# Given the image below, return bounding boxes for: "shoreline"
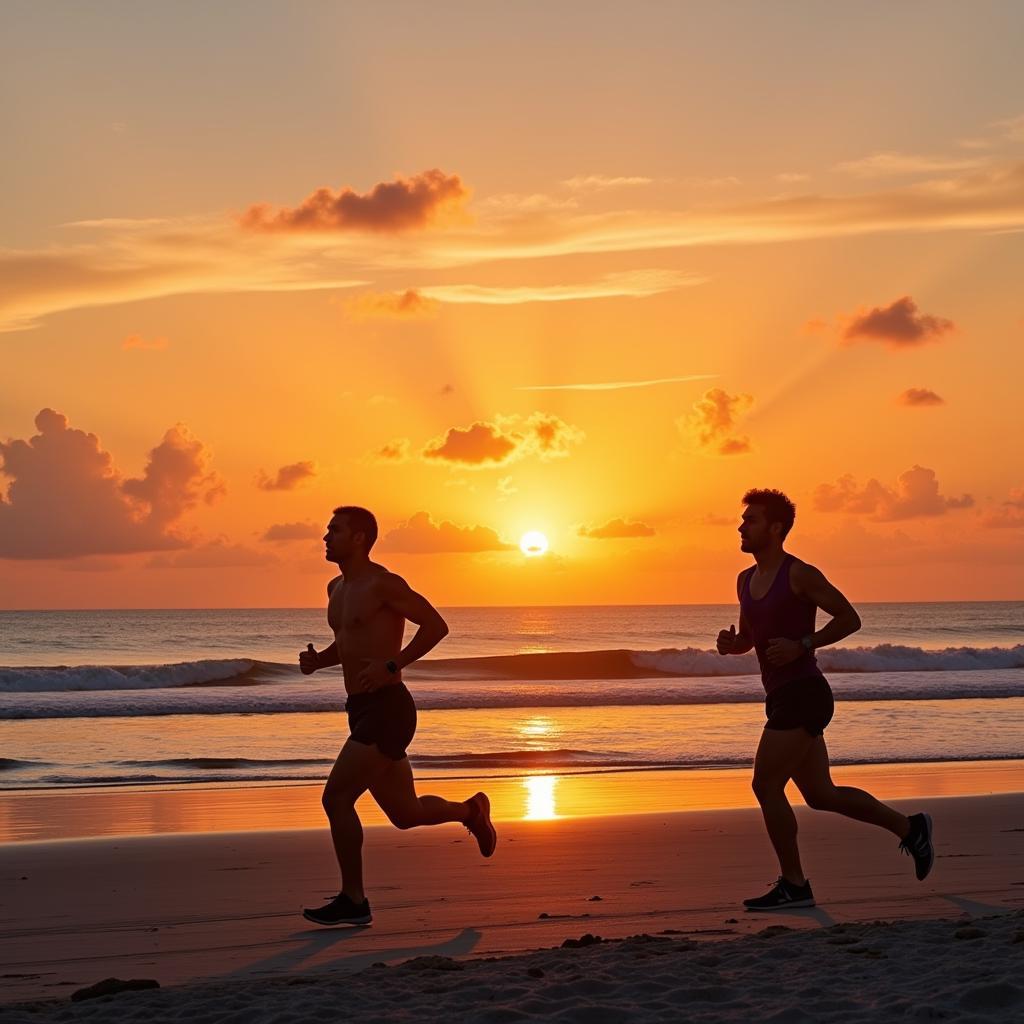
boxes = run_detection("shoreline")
[2,758,1021,844]
[1,793,1021,1008]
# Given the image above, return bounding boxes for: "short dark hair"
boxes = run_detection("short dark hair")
[332,506,378,550]
[742,488,796,540]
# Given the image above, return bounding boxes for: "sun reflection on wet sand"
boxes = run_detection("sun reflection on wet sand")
[523,775,559,820]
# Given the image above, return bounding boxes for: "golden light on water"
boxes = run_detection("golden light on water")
[523,775,559,819]
[519,716,555,738]
[519,531,549,557]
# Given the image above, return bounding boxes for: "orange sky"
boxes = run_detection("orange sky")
[2,3,1022,608]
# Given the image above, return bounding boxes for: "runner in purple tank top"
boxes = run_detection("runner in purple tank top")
[716,488,935,911]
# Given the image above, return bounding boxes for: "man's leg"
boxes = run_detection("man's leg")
[751,726,817,885]
[791,736,910,838]
[369,756,470,829]
[321,739,391,902]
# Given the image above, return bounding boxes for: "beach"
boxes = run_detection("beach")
[2,780,1022,1018]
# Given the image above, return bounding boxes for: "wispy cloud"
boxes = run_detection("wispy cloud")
[419,270,705,305]
[563,175,654,190]
[518,373,716,392]
[834,152,985,177]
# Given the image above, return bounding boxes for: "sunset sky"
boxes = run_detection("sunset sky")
[2,2,1022,608]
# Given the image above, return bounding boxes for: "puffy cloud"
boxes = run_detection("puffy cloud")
[378,511,514,553]
[256,461,316,491]
[122,334,168,351]
[813,466,974,521]
[842,296,955,347]
[239,169,468,233]
[372,438,412,463]
[898,387,945,407]
[578,518,656,539]
[983,487,1024,529]
[262,521,321,542]
[0,410,220,559]
[346,289,439,319]
[682,388,753,456]
[422,413,584,468]
[148,539,274,568]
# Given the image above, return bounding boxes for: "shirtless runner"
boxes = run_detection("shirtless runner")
[300,505,496,926]
[717,488,934,910]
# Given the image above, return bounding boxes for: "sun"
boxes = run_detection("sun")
[519,530,549,557]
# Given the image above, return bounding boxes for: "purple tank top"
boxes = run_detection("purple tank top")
[739,553,823,694]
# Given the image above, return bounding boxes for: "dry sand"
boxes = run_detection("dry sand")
[1,791,1022,1019]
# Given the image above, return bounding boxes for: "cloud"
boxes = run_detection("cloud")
[239,169,468,233]
[563,175,654,190]
[777,172,810,184]
[378,511,514,553]
[372,438,412,463]
[419,269,704,305]
[578,518,655,539]
[9,161,1024,332]
[0,409,221,559]
[122,334,168,351]
[813,466,974,521]
[262,521,321,542]
[345,289,439,319]
[422,413,584,468]
[148,539,274,568]
[682,388,753,456]
[982,487,1024,529]
[518,373,716,392]
[699,513,737,526]
[834,152,985,177]
[842,296,955,347]
[898,387,945,407]
[256,461,316,491]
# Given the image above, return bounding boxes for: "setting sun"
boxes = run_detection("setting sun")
[519,531,550,557]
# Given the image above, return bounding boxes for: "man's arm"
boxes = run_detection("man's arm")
[299,577,344,674]
[791,562,861,649]
[717,571,755,655]
[381,574,449,669]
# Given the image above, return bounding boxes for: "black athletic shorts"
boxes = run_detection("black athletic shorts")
[345,682,417,760]
[764,675,835,737]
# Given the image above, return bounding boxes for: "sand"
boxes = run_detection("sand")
[1,790,1022,1018]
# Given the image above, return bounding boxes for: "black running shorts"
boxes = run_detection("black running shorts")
[764,675,835,737]
[345,682,417,760]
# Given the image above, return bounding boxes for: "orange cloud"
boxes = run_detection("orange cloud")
[346,289,439,319]
[898,387,945,407]
[578,518,656,539]
[378,511,514,553]
[682,388,753,456]
[256,461,316,491]
[122,334,168,351]
[148,539,274,568]
[983,487,1024,529]
[814,466,974,521]
[239,169,468,233]
[842,296,955,347]
[262,521,321,542]
[422,413,584,468]
[372,438,412,463]
[0,410,221,559]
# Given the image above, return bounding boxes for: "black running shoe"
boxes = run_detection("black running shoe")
[465,791,497,857]
[899,812,934,881]
[743,877,815,911]
[302,892,372,927]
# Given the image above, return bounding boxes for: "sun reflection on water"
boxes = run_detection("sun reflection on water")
[523,774,559,820]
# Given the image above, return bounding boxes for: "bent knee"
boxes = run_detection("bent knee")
[752,774,787,801]
[322,786,359,815]
[801,787,838,811]
[386,809,421,830]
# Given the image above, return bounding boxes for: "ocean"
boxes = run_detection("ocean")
[1,603,1022,790]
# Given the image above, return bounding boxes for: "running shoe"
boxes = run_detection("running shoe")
[899,812,934,881]
[302,892,372,926]
[465,791,497,857]
[743,877,815,911]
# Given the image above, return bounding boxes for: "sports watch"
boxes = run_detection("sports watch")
[385,660,399,675]
[800,635,815,652]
